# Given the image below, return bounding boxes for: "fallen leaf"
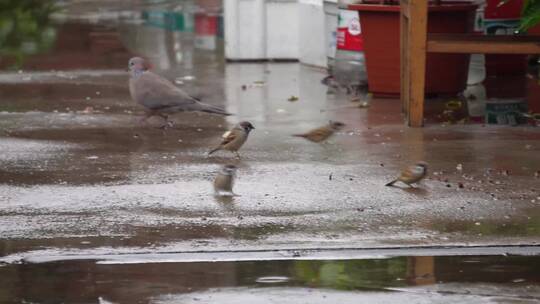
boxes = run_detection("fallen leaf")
[358,101,370,108]
[287,95,299,102]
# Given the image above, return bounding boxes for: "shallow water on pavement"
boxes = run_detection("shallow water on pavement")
[1,254,540,303]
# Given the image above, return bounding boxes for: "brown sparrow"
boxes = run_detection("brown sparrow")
[293,121,346,143]
[386,162,428,187]
[213,164,237,196]
[208,121,255,158]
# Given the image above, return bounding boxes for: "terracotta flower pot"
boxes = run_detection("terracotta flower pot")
[349,2,477,97]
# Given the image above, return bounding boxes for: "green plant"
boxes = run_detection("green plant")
[0,0,59,69]
[499,0,540,31]
[520,0,540,31]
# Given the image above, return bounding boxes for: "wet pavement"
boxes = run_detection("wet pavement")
[1,0,540,302]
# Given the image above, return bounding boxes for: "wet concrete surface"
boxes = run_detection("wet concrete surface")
[1,1,540,302]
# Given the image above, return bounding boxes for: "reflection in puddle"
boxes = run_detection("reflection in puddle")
[1,255,539,303]
[255,276,290,284]
[0,0,224,71]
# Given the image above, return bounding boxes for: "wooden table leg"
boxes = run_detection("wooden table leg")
[400,0,410,114]
[401,0,428,127]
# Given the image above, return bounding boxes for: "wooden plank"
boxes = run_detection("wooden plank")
[429,33,540,42]
[427,33,540,54]
[401,0,410,18]
[406,0,428,127]
[400,4,409,113]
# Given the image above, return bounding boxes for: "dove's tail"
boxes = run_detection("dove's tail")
[197,102,232,116]
[385,179,397,187]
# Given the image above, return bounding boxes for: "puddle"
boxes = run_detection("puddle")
[1,254,539,303]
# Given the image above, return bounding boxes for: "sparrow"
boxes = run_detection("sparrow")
[293,121,345,143]
[208,121,255,158]
[127,57,231,126]
[213,164,238,196]
[386,161,428,187]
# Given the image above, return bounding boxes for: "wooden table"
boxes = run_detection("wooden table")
[400,0,540,127]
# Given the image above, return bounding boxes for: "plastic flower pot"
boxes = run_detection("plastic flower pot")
[348,2,477,97]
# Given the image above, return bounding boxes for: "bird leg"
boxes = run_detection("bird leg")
[385,180,396,187]
[157,113,174,129]
[139,111,169,129]
[234,151,241,159]
[152,114,174,130]
[138,112,154,125]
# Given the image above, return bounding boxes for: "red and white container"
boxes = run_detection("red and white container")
[195,13,219,50]
[333,7,367,88]
[336,9,364,51]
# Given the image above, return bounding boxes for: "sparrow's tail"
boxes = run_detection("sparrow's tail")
[385,179,397,187]
[292,133,308,138]
[208,146,221,155]
[197,102,232,116]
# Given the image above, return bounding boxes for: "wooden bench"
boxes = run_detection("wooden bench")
[400,0,540,127]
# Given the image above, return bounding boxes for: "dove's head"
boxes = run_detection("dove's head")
[128,57,148,76]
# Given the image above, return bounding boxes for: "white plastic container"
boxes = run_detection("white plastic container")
[298,0,327,67]
[224,0,299,60]
[467,5,486,85]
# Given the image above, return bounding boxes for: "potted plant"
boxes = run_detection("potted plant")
[348,0,478,97]
[518,0,540,31]
[520,0,540,115]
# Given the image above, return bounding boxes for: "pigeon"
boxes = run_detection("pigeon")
[293,121,345,143]
[214,164,238,196]
[127,57,231,126]
[208,121,255,158]
[386,162,428,187]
